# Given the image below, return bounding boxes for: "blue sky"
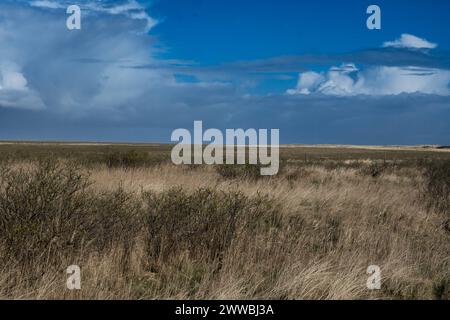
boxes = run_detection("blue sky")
[151,0,450,62]
[0,0,449,144]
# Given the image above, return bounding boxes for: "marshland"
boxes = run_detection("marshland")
[0,142,448,299]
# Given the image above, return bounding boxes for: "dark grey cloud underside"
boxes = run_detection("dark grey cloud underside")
[126,48,450,76]
[1,94,449,145]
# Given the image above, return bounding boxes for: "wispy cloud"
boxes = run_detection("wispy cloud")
[30,0,65,9]
[383,34,437,49]
[29,0,157,32]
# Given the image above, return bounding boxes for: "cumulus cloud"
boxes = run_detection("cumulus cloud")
[287,63,359,96]
[287,72,324,95]
[0,70,27,91]
[288,63,450,96]
[287,34,450,97]
[0,61,45,109]
[0,1,166,113]
[358,66,450,96]
[0,0,236,119]
[383,34,437,49]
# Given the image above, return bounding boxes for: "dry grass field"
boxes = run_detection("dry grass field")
[0,142,448,299]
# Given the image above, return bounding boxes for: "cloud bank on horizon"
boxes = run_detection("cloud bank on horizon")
[0,0,449,144]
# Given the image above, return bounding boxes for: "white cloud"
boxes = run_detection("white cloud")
[1,71,27,91]
[287,63,450,96]
[0,62,46,109]
[383,34,437,49]
[358,66,450,96]
[30,1,65,9]
[0,68,45,109]
[288,35,447,96]
[286,71,324,95]
[29,0,157,32]
[85,0,158,32]
[0,2,163,112]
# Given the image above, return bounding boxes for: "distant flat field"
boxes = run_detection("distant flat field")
[0,141,449,162]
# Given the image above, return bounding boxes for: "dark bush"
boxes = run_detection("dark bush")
[85,186,143,251]
[433,278,450,300]
[0,160,143,270]
[215,164,263,180]
[0,159,91,266]
[143,187,281,267]
[359,162,387,178]
[104,150,151,168]
[422,160,450,214]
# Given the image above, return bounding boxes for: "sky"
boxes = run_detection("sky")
[0,0,449,144]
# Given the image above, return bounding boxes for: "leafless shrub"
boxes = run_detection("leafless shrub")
[359,162,387,178]
[144,187,280,266]
[0,160,90,266]
[0,159,142,289]
[215,164,263,180]
[421,160,450,214]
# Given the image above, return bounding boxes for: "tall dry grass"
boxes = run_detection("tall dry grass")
[0,158,448,300]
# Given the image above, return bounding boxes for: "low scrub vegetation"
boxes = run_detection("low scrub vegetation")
[0,146,449,299]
